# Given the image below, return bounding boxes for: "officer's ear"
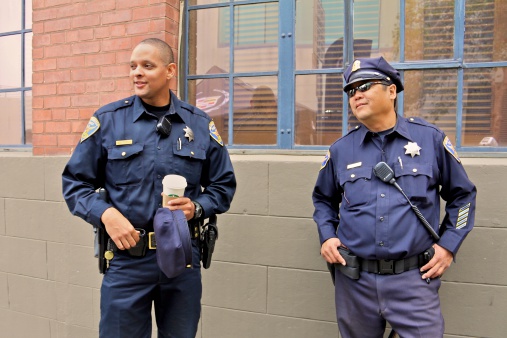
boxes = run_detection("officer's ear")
[388,84,397,100]
[166,63,177,80]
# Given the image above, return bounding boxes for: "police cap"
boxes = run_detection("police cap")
[343,56,404,93]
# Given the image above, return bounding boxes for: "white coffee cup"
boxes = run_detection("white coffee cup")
[162,175,187,205]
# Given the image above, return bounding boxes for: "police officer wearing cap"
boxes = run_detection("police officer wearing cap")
[312,56,476,337]
[62,38,236,338]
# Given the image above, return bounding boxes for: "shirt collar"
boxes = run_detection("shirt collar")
[357,115,413,145]
[132,91,190,124]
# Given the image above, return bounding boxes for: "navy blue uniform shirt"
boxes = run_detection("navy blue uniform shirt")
[313,115,476,260]
[63,91,236,231]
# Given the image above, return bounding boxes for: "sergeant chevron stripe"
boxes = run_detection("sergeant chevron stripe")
[456,203,471,229]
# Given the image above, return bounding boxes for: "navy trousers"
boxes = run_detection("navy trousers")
[100,240,202,338]
[334,268,444,338]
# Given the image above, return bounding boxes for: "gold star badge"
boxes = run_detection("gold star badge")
[404,142,421,157]
[183,126,194,142]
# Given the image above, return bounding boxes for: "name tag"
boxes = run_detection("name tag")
[346,162,362,169]
[116,139,133,146]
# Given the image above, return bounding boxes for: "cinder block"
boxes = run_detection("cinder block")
[267,267,335,322]
[443,228,507,285]
[212,214,325,271]
[228,158,269,216]
[0,308,51,338]
[55,283,95,328]
[201,306,338,338]
[0,236,47,278]
[92,287,101,328]
[268,160,321,218]
[47,242,102,288]
[0,157,45,199]
[8,274,57,319]
[440,282,507,337]
[202,261,267,313]
[44,156,69,202]
[0,273,7,309]
[50,320,98,338]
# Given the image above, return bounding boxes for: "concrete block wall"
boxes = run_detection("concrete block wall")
[0,154,506,337]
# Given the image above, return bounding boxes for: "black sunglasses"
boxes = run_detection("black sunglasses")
[347,81,389,97]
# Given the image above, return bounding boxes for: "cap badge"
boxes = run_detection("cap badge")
[404,141,421,157]
[351,60,361,73]
[183,126,194,142]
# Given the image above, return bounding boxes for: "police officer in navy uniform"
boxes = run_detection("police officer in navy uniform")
[312,56,476,337]
[62,38,236,338]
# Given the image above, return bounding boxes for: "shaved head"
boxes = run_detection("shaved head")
[137,38,174,65]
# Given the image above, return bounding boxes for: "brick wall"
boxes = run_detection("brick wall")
[31,0,180,156]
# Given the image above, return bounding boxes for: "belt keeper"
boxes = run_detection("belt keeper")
[148,232,157,249]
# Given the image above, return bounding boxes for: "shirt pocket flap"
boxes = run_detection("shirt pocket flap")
[394,162,433,178]
[339,166,372,185]
[173,143,206,160]
[109,143,144,160]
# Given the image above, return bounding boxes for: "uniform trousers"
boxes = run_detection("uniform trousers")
[334,268,444,338]
[100,239,202,338]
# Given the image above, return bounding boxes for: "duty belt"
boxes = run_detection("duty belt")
[360,253,426,275]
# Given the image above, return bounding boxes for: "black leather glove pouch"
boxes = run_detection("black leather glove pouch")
[335,247,361,280]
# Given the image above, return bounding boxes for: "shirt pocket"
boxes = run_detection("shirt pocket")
[172,142,206,186]
[107,143,144,186]
[339,166,373,209]
[394,162,433,202]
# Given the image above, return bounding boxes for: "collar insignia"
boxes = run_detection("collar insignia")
[183,126,194,142]
[404,141,421,157]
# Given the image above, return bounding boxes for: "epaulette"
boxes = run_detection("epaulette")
[406,116,442,133]
[96,95,135,115]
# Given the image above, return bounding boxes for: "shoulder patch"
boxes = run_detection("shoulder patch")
[81,117,100,143]
[443,136,460,163]
[320,151,330,170]
[209,120,224,146]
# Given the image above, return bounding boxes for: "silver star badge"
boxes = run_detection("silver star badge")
[183,126,194,142]
[404,142,421,157]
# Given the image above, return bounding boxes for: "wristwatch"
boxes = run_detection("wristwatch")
[192,201,203,220]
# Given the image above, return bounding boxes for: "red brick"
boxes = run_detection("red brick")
[32,134,57,146]
[78,28,94,41]
[66,109,80,120]
[45,44,72,58]
[57,3,87,18]
[32,22,44,34]
[57,56,85,69]
[33,83,57,96]
[126,21,152,35]
[33,0,45,9]
[116,50,132,63]
[72,41,101,55]
[45,0,72,7]
[94,26,111,39]
[45,147,73,155]
[33,34,51,47]
[51,32,66,44]
[58,134,80,146]
[86,80,116,93]
[72,14,101,29]
[150,18,168,33]
[66,30,79,43]
[100,92,133,105]
[101,64,129,79]
[71,94,100,107]
[117,0,148,9]
[110,25,126,37]
[101,37,132,52]
[133,4,166,21]
[52,109,66,120]
[32,122,45,134]
[79,108,96,120]
[32,147,45,155]
[102,10,132,25]
[71,67,101,81]
[33,59,57,72]
[44,96,71,108]
[32,98,44,109]
[117,78,133,91]
[46,121,71,133]
[86,0,115,13]
[33,47,44,60]
[44,70,71,83]
[45,18,71,33]
[33,73,44,84]
[71,120,88,132]
[85,53,116,67]
[58,82,86,95]
[166,6,180,22]
[33,8,59,22]
[33,109,52,121]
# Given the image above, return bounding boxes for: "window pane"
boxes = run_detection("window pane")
[188,78,230,144]
[0,0,21,32]
[0,92,22,144]
[464,0,506,62]
[233,76,277,145]
[405,0,454,61]
[404,69,457,142]
[295,74,343,146]
[234,3,278,73]
[463,68,506,147]
[188,7,230,75]
[25,32,32,87]
[25,0,32,29]
[354,0,399,62]
[295,0,344,70]
[25,91,32,144]
[0,35,22,89]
